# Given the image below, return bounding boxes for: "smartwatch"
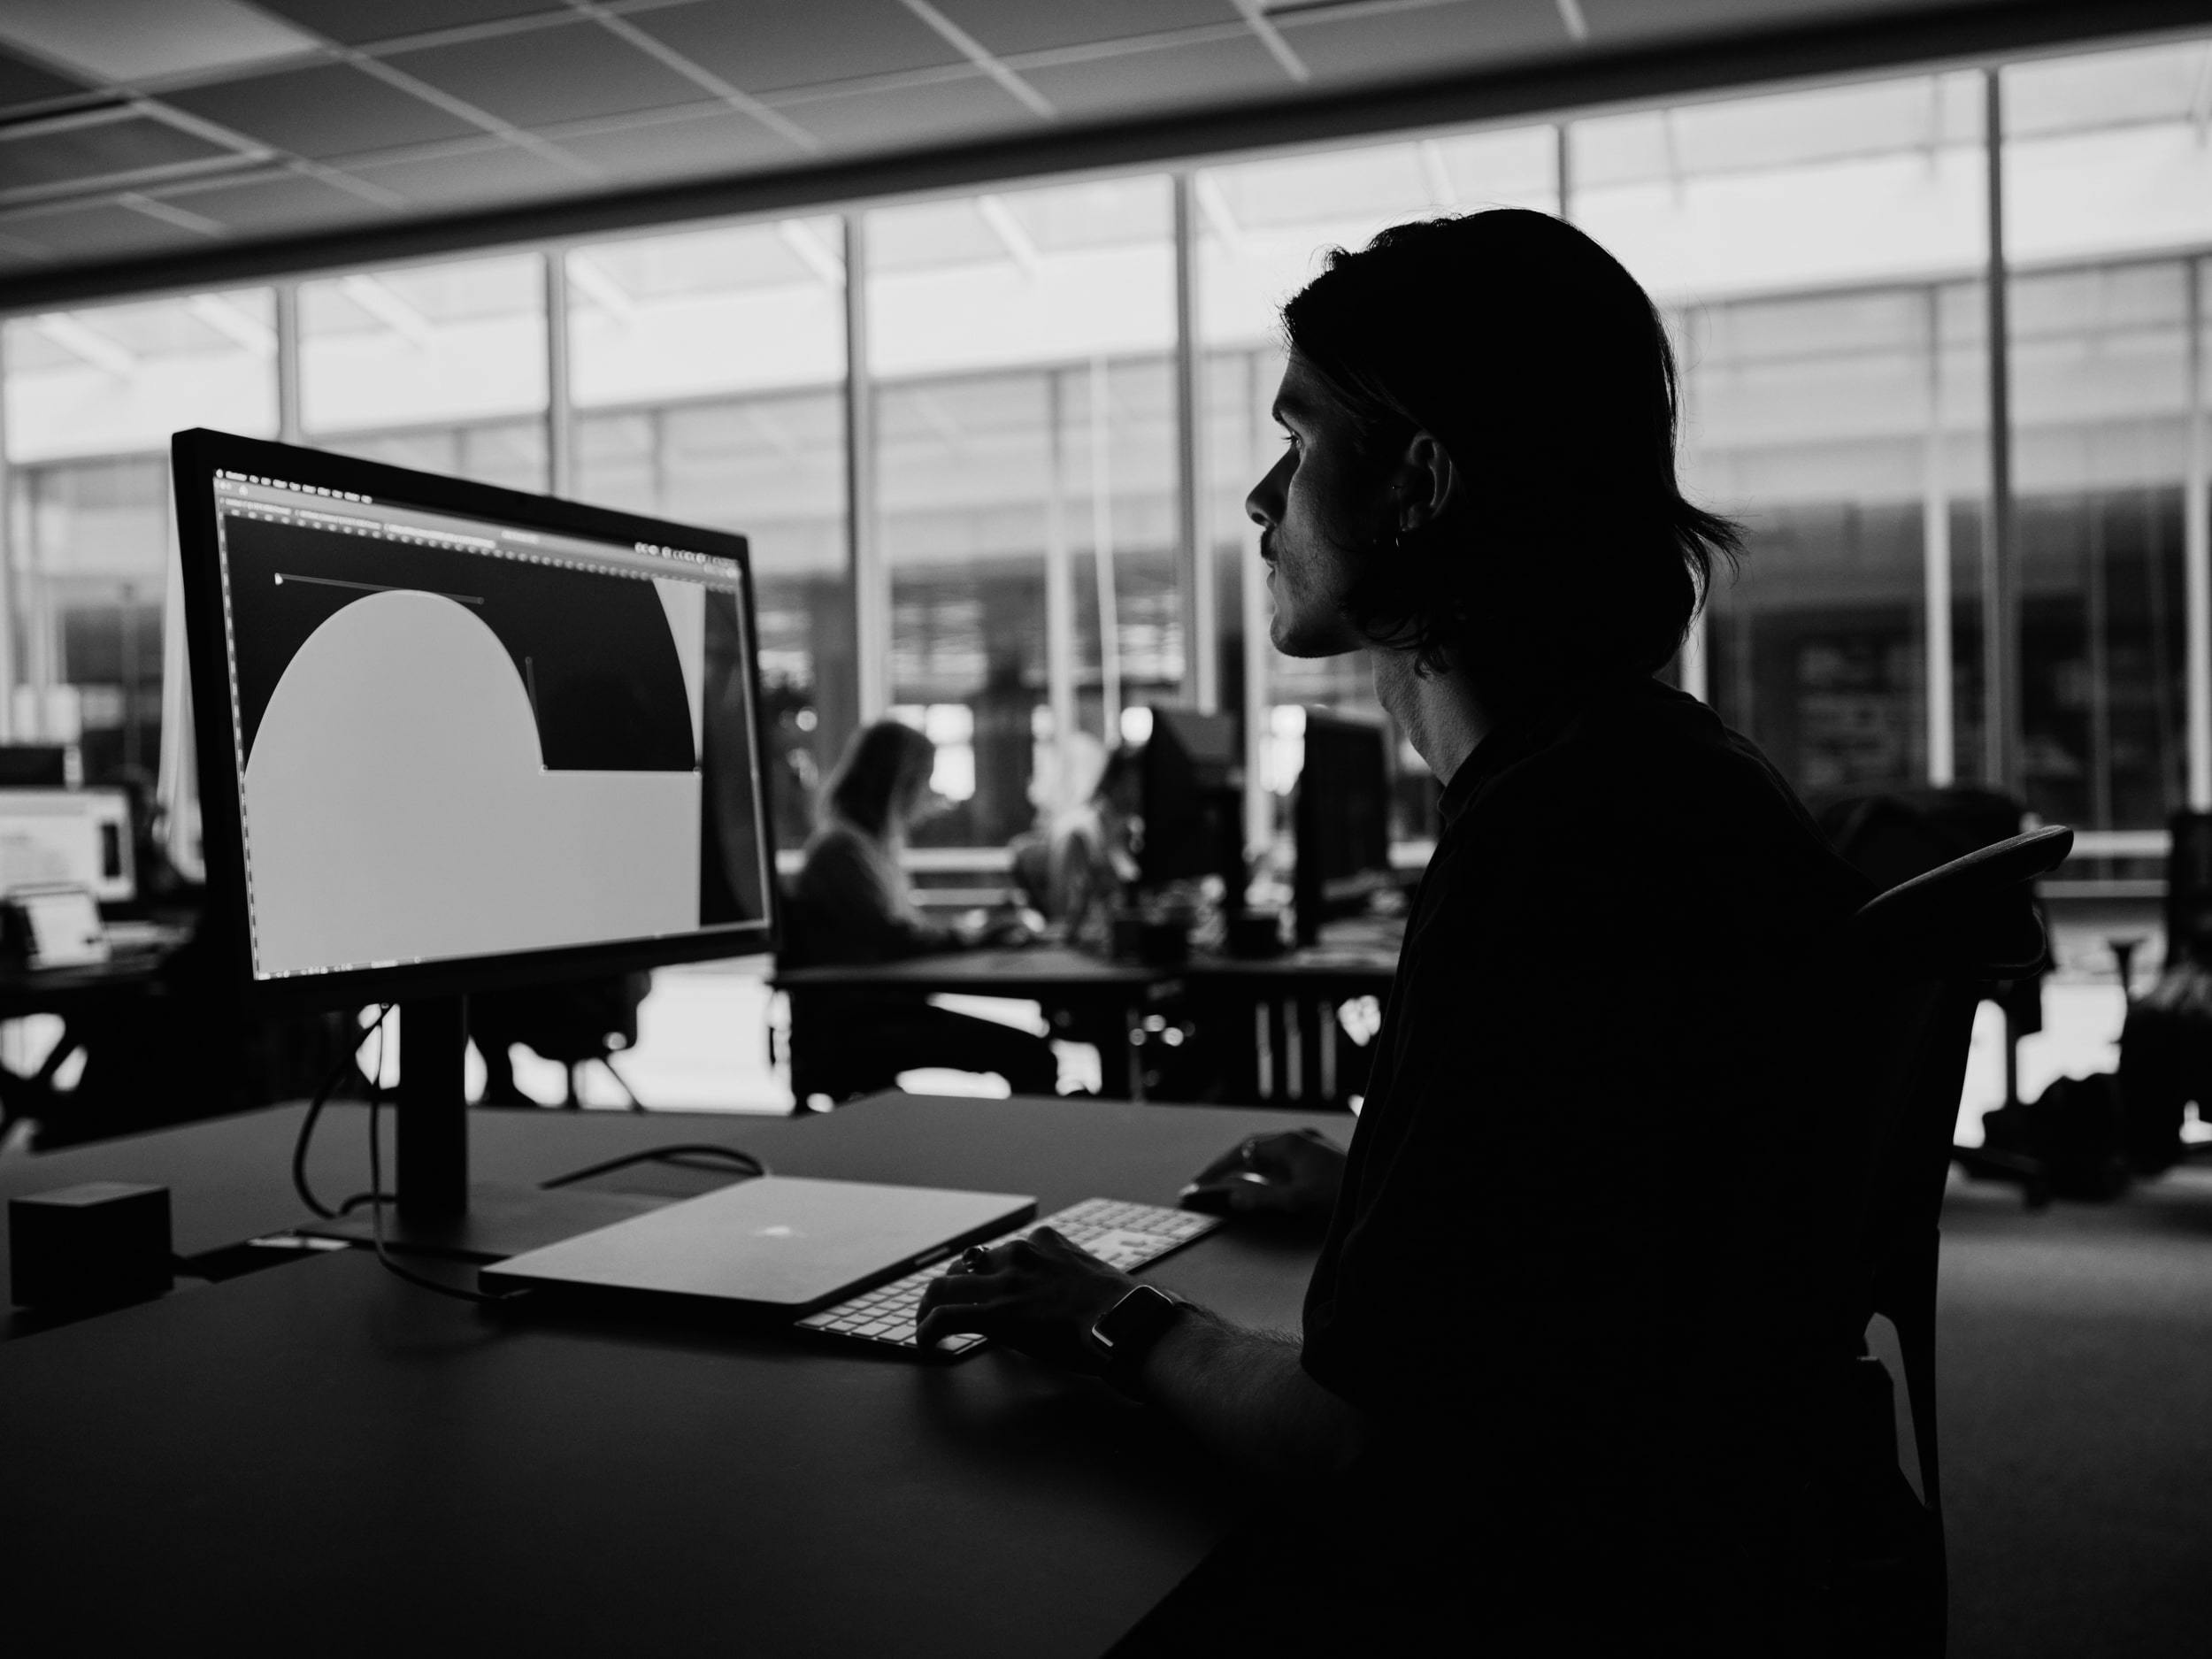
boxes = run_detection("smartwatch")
[1089,1284,1187,1400]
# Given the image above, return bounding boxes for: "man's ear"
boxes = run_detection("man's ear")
[1394,431,1460,531]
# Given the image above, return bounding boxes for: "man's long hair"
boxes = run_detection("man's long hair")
[1280,210,1739,709]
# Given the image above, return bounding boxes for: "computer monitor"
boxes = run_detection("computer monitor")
[1137,708,1243,899]
[0,787,134,905]
[0,745,71,787]
[172,428,777,1254]
[1293,712,1393,947]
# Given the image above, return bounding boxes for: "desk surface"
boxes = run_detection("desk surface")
[0,1094,1332,1656]
[774,945,1164,995]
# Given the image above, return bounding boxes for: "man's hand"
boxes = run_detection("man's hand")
[1182,1127,1346,1224]
[914,1227,1133,1364]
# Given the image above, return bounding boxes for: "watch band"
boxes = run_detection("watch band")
[1089,1284,1187,1400]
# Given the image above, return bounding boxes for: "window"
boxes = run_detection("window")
[299,253,548,490]
[866,177,1177,849]
[567,219,848,853]
[3,289,278,780]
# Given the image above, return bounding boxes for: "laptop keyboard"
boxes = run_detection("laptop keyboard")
[796,1197,1221,1356]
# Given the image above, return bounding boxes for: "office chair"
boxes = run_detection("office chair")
[1818,788,2054,1201]
[468,973,650,1110]
[1825,824,2071,1651]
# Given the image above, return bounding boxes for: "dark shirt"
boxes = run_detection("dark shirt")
[787,820,950,969]
[1299,676,1870,1640]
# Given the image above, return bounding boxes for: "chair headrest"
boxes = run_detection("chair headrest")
[1853,825,2071,977]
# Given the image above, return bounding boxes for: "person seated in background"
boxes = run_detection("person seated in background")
[785,718,1058,1099]
[918,210,1889,1653]
[1013,733,1141,949]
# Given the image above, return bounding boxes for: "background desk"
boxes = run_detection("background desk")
[0,1094,1333,1656]
[774,949,1175,1098]
[776,945,1397,1110]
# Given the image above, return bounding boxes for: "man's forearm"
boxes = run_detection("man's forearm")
[1136,1304,1368,1491]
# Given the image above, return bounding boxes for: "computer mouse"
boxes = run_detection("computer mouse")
[1178,1171,1271,1216]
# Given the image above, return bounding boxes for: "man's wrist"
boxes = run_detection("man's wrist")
[1089,1284,1188,1400]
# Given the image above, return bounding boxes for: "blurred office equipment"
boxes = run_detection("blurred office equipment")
[1292,712,1394,949]
[0,746,71,787]
[1136,710,1244,900]
[0,787,134,906]
[170,428,777,1256]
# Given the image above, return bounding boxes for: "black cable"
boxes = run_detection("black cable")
[290,1007,391,1219]
[601,1052,643,1112]
[361,1005,519,1308]
[538,1142,768,1190]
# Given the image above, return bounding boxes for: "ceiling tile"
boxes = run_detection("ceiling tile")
[0,201,210,260]
[349,142,583,206]
[0,114,242,196]
[250,1,569,48]
[172,171,392,234]
[629,0,965,96]
[1020,34,1290,119]
[549,110,802,180]
[0,0,319,83]
[778,73,1039,152]
[1280,0,1563,84]
[386,19,714,128]
[0,45,90,111]
[161,63,486,161]
[930,0,1241,58]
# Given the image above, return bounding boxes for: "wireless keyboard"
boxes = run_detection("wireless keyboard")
[796,1196,1221,1356]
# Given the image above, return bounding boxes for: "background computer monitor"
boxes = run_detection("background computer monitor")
[0,787,134,906]
[0,745,71,788]
[1293,712,1393,947]
[1136,708,1244,899]
[173,428,777,1251]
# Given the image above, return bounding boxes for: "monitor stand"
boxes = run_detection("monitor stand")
[299,995,673,1263]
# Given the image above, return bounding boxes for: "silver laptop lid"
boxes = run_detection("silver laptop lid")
[480,1175,1034,1313]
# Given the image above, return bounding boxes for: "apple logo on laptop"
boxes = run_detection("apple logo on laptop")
[754,1225,798,1238]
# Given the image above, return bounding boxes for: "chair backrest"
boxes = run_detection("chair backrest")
[1841,824,2072,1516]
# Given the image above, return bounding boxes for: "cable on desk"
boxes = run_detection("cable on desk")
[538,1143,768,1189]
[290,1006,393,1220]
[603,1052,643,1112]
[361,1006,522,1308]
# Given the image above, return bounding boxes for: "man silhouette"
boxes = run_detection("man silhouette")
[919,211,1874,1653]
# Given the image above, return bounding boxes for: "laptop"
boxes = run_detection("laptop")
[478,1176,1034,1318]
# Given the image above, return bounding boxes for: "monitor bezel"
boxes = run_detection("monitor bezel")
[172,427,781,1011]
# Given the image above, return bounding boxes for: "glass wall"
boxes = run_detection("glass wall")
[1583,69,1992,808]
[2003,38,2212,844]
[299,253,549,490]
[565,218,848,852]
[866,177,1177,849]
[1,30,2209,878]
[3,289,278,784]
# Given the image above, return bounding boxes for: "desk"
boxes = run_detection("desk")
[0,941,184,1148]
[0,1094,1331,1655]
[1186,948,1397,1111]
[776,944,1401,1110]
[775,948,1172,1100]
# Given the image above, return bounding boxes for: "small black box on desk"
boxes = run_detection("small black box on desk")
[10,1181,172,1310]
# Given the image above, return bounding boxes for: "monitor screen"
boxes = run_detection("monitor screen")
[1294,713,1392,943]
[175,431,775,995]
[1138,709,1241,888]
[0,787,134,904]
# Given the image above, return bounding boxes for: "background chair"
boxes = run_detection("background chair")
[1818,787,2055,1201]
[1824,824,2072,1652]
[468,972,650,1109]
